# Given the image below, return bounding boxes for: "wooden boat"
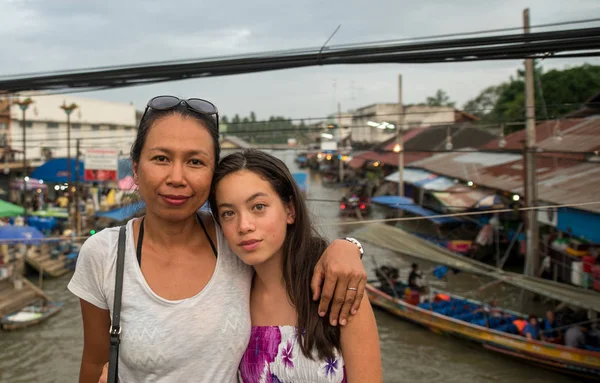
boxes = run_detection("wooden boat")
[1,301,63,331]
[367,269,600,381]
[25,241,78,278]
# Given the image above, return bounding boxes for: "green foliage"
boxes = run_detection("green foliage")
[425,89,456,107]
[463,64,600,132]
[221,112,306,144]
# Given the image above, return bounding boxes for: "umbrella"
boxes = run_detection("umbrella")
[0,225,45,244]
[96,201,146,221]
[10,178,48,191]
[0,200,25,218]
[118,176,136,190]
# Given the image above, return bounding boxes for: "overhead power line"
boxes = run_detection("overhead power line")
[1,24,600,94]
[8,108,599,143]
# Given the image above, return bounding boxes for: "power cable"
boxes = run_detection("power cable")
[11,113,600,143]
[317,201,600,227]
[2,25,600,93]
[2,199,597,244]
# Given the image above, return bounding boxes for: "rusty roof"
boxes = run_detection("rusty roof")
[348,150,430,169]
[484,117,600,155]
[410,152,600,213]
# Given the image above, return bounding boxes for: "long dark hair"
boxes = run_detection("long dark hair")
[209,149,341,360]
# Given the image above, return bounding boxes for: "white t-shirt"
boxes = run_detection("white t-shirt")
[68,217,253,382]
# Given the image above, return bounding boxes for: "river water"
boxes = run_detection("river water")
[0,150,578,382]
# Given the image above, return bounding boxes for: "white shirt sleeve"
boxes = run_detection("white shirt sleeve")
[67,232,110,310]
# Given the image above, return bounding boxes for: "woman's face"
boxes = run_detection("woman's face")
[133,114,215,222]
[215,170,294,266]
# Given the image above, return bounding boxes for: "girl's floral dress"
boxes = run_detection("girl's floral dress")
[238,325,346,383]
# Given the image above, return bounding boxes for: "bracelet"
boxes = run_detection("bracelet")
[344,237,364,259]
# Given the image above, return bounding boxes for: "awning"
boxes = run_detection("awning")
[0,200,25,218]
[11,178,48,191]
[431,186,506,211]
[353,223,600,312]
[118,158,134,179]
[95,201,145,221]
[31,208,69,219]
[0,225,45,244]
[30,158,84,183]
[385,168,436,184]
[371,195,463,224]
[292,172,308,192]
[118,176,136,190]
[385,169,456,191]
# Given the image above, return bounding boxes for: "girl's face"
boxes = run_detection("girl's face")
[133,114,215,222]
[215,170,295,266]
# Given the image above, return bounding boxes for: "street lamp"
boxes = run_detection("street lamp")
[13,97,34,224]
[60,102,78,232]
[60,102,78,186]
[498,124,507,148]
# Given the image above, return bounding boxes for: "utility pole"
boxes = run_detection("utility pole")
[523,8,540,280]
[75,139,81,237]
[337,102,344,183]
[397,74,404,197]
[60,102,78,232]
[13,98,33,224]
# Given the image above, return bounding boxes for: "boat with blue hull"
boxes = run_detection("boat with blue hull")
[367,279,600,381]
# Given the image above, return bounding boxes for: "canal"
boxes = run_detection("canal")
[0,150,578,382]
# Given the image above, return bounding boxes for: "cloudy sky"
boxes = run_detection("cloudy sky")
[1,0,599,120]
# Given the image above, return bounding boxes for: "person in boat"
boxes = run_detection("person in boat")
[540,310,562,343]
[564,322,590,349]
[513,315,540,340]
[522,315,540,340]
[69,96,367,383]
[407,263,423,291]
[472,299,505,318]
[210,149,382,382]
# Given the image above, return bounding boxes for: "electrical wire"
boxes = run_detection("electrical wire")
[2,17,600,81]
[9,113,600,143]
[317,200,600,227]
[1,199,598,244]
[2,24,600,93]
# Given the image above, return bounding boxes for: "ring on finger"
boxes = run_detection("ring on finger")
[347,287,358,291]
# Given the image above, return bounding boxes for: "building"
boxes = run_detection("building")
[8,94,137,166]
[0,97,9,138]
[408,116,600,244]
[349,103,479,144]
[219,135,252,156]
[348,124,495,170]
[350,103,400,143]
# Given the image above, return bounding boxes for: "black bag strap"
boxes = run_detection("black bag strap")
[108,225,127,383]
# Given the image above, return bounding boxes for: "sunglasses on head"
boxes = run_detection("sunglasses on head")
[141,95,219,128]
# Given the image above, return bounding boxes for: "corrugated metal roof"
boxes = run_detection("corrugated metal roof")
[348,150,430,169]
[411,152,600,213]
[431,185,504,211]
[220,135,252,149]
[484,117,600,154]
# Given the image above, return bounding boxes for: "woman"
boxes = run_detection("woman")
[69,96,366,382]
[211,150,382,382]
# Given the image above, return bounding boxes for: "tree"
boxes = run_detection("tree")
[425,89,456,107]
[463,64,600,132]
[462,85,503,118]
[250,111,256,122]
[221,115,229,124]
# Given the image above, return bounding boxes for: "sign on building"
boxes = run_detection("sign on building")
[84,149,118,181]
[537,207,558,227]
[320,141,337,151]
